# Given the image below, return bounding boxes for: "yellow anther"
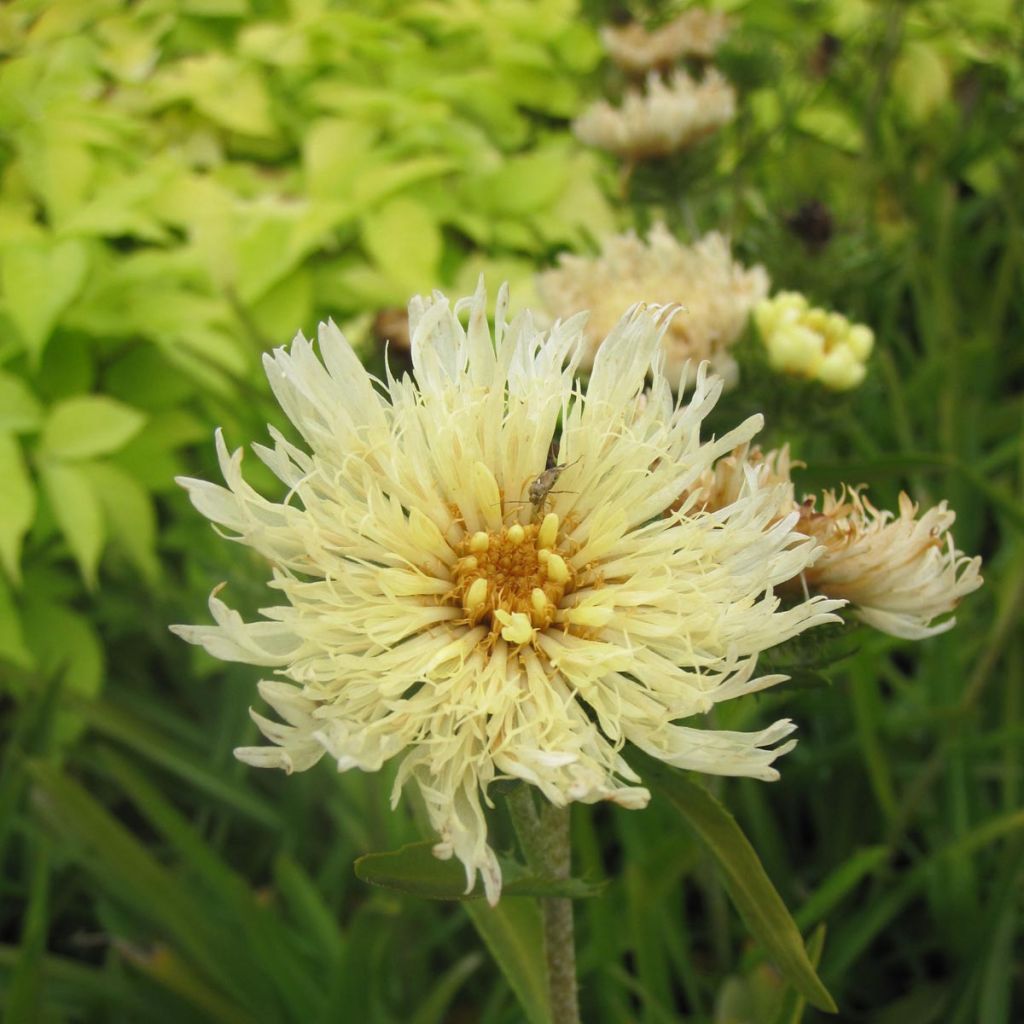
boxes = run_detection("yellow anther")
[465,577,489,614]
[469,531,490,553]
[530,588,550,617]
[545,552,571,584]
[537,512,559,550]
[537,548,551,563]
[507,523,526,545]
[458,555,478,573]
[495,610,534,645]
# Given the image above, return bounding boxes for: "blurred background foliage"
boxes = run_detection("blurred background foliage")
[0,0,1021,1021]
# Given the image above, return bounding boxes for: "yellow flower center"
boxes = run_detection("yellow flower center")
[452,512,574,645]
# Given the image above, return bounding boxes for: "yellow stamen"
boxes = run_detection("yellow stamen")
[465,577,489,615]
[545,552,571,584]
[537,512,559,550]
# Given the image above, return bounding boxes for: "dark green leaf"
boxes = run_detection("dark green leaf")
[354,840,606,901]
[635,753,837,1014]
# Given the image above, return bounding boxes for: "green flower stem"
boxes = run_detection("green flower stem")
[506,786,580,1024]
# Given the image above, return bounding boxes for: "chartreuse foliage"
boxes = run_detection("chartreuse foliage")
[0,0,615,736]
[2,0,1023,1022]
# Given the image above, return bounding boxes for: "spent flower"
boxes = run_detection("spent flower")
[601,11,732,74]
[173,284,841,903]
[573,69,735,161]
[685,445,982,639]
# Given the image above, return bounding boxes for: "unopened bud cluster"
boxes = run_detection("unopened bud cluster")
[755,292,874,391]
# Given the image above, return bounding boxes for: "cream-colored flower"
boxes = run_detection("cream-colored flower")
[754,292,874,391]
[602,11,732,74]
[798,488,982,639]
[686,446,982,639]
[537,224,769,389]
[172,283,841,903]
[573,69,735,161]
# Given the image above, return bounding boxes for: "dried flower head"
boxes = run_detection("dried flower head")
[754,292,874,391]
[573,69,736,161]
[537,224,769,389]
[172,283,840,903]
[601,11,732,74]
[685,445,982,639]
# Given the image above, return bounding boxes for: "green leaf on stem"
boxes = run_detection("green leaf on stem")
[634,752,838,1014]
[354,840,605,901]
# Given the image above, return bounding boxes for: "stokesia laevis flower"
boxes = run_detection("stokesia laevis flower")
[537,224,769,390]
[573,69,735,161]
[685,445,983,639]
[601,11,732,75]
[797,488,982,639]
[172,283,842,903]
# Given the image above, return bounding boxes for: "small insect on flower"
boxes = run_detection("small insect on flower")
[528,457,580,511]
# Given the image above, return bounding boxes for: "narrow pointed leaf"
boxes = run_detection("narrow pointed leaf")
[635,753,837,1013]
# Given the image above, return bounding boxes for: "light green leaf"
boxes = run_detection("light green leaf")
[355,841,606,901]
[17,121,98,226]
[41,396,145,460]
[232,202,330,305]
[303,118,380,199]
[0,373,43,433]
[81,461,159,583]
[39,460,105,587]
[361,198,442,296]
[795,105,864,155]
[465,149,570,217]
[636,753,837,1014]
[250,268,314,343]
[0,432,35,583]
[351,156,456,207]
[1,238,90,362]
[463,897,552,1024]
[154,54,276,138]
[893,42,951,123]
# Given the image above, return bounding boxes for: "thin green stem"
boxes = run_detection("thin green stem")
[506,786,580,1024]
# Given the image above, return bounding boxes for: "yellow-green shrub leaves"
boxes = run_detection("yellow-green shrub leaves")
[1,239,90,361]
